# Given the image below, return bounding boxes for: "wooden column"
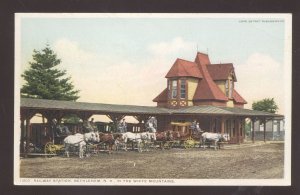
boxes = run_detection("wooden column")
[25,118,30,157]
[47,116,55,144]
[271,119,274,140]
[241,118,245,143]
[209,117,213,132]
[106,114,125,132]
[237,118,240,144]
[78,112,93,122]
[251,118,255,143]
[21,109,36,157]
[263,118,266,143]
[20,119,25,154]
[210,116,216,132]
[277,119,281,135]
[134,115,150,132]
[220,117,225,134]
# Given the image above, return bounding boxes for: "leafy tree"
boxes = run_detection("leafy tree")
[21,45,79,101]
[252,98,278,113]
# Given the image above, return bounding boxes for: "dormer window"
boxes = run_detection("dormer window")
[229,79,234,98]
[225,79,234,98]
[225,80,229,97]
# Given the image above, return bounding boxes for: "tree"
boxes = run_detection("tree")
[21,45,79,101]
[252,98,278,113]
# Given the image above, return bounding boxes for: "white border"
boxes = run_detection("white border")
[14,13,292,186]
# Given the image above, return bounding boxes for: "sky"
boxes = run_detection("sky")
[17,14,291,116]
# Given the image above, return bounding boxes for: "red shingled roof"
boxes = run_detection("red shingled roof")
[194,52,211,66]
[207,63,237,81]
[154,52,246,105]
[193,56,228,101]
[165,58,203,78]
[233,89,247,104]
[153,88,168,102]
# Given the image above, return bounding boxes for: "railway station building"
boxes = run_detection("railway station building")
[20,52,284,153]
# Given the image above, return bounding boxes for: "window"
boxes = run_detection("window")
[167,80,171,98]
[171,80,177,99]
[229,80,233,98]
[225,80,229,97]
[180,80,186,99]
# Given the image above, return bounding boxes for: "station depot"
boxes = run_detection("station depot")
[20,52,284,155]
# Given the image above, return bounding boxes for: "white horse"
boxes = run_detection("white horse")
[141,132,156,141]
[121,132,150,152]
[201,132,230,150]
[64,132,99,158]
[140,131,157,151]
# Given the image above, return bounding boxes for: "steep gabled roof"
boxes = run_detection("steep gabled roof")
[232,89,247,104]
[193,52,228,101]
[194,52,211,66]
[153,88,168,102]
[207,63,237,81]
[193,76,229,101]
[154,52,246,105]
[165,58,203,78]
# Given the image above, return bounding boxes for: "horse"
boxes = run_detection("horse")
[201,132,230,150]
[168,130,181,140]
[120,132,150,152]
[142,131,156,141]
[156,130,176,142]
[64,132,99,158]
[98,132,119,153]
[140,131,156,151]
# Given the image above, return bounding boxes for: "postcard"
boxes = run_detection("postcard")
[14,13,291,186]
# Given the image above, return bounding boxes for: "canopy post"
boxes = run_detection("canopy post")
[107,114,125,132]
[263,118,266,143]
[220,116,225,134]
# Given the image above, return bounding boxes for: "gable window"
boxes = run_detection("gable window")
[229,80,233,98]
[180,79,186,99]
[171,80,177,99]
[167,80,171,98]
[225,80,229,97]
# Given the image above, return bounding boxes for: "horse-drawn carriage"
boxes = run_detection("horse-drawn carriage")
[152,122,201,149]
[154,122,230,150]
[40,125,99,157]
[170,122,202,149]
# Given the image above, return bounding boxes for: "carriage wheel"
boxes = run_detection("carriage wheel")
[44,142,57,156]
[184,138,195,149]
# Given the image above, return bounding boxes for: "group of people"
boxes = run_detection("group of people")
[118,119,127,133]
[83,118,98,132]
[54,117,201,135]
[118,117,157,133]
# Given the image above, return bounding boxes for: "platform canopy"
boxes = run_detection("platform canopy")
[20,98,282,119]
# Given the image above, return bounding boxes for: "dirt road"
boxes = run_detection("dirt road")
[20,142,284,179]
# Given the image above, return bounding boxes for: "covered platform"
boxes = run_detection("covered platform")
[20,98,284,155]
